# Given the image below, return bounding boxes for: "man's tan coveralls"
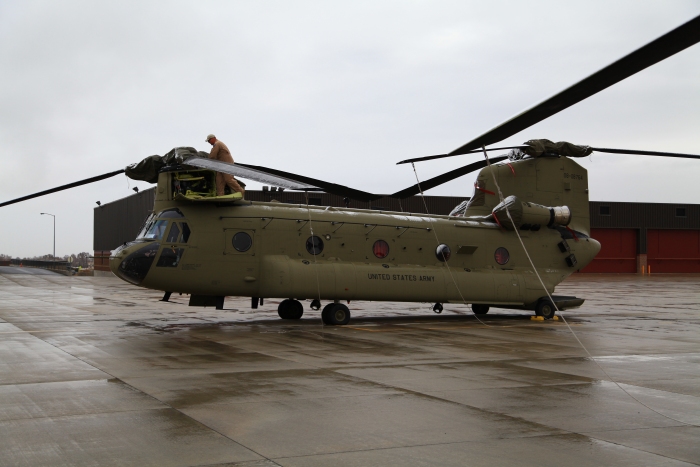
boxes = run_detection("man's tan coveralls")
[208,140,245,196]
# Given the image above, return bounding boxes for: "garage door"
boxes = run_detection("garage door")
[648,230,700,273]
[579,228,637,273]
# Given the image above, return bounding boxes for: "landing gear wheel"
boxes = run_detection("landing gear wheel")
[321,303,335,325]
[433,303,443,314]
[321,303,351,325]
[330,303,351,325]
[472,304,489,315]
[535,299,556,320]
[278,299,304,319]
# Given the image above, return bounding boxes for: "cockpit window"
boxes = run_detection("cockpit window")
[143,220,168,240]
[136,211,190,243]
[136,213,156,239]
[166,223,181,243]
[158,208,185,219]
[156,247,185,267]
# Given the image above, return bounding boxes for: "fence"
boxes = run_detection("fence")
[10,259,72,273]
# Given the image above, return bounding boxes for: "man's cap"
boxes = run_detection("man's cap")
[205,134,216,142]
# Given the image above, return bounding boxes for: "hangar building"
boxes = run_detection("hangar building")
[94,188,700,274]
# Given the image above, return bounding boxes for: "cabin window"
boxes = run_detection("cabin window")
[306,236,324,255]
[373,240,390,259]
[494,247,510,265]
[436,244,451,262]
[232,232,253,252]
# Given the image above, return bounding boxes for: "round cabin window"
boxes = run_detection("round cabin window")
[232,232,252,252]
[494,247,510,265]
[373,240,390,259]
[435,244,451,262]
[306,236,324,255]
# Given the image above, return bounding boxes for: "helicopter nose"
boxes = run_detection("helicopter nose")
[110,242,160,285]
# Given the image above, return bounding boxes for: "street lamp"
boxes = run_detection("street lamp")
[40,213,55,262]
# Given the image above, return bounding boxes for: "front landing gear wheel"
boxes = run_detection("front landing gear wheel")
[321,303,351,325]
[535,299,556,320]
[278,299,304,319]
[321,304,334,325]
[472,304,489,315]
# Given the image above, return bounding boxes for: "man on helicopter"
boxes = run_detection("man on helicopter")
[206,134,245,197]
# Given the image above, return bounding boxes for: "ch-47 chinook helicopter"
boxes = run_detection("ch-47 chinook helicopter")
[3,14,700,325]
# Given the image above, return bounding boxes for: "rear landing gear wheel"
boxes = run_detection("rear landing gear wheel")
[472,304,489,315]
[278,299,304,319]
[321,303,351,325]
[535,299,556,320]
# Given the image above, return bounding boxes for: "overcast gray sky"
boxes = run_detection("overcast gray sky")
[1,1,699,258]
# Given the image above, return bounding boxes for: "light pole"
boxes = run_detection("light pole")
[40,213,55,262]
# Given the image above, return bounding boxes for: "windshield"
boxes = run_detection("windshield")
[142,219,169,240]
[136,213,156,239]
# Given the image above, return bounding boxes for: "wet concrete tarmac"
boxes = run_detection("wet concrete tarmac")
[0,267,698,466]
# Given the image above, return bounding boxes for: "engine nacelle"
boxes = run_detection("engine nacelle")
[492,195,571,230]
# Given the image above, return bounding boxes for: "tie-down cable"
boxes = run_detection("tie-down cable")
[481,146,697,428]
[410,162,495,327]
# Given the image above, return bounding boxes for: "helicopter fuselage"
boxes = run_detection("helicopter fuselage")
[110,156,601,311]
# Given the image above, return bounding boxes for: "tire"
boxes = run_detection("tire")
[288,300,303,319]
[472,304,489,315]
[321,303,335,325]
[327,303,351,325]
[535,299,556,320]
[278,299,291,319]
[278,299,303,319]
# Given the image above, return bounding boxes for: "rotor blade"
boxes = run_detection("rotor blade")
[184,157,321,191]
[447,14,700,156]
[591,147,700,159]
[391,156,508,199]
[396,146,527,165]
[0,169,125,208]
[236,162,384,202]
